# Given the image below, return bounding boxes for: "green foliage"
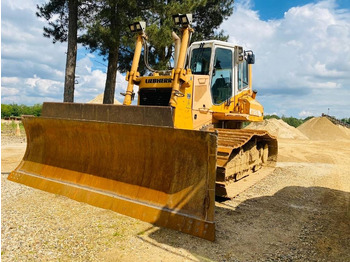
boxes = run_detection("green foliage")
[341,118,350,125]
[36,0,95,44]
[79,0,235,72]
[192,0,234,42]
[264,114,280,120]
[36,0,69,43]
[1,122,25,135]
[303,116,314,122]
[132,0,234,71]
[112,231,122,237]
[281,116,304,128]
[264,114,311,128]
[1,104,42,118]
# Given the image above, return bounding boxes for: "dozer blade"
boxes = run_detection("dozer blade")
[8,106,217,241]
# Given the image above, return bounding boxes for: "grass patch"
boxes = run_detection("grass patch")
[113,231,122,237]
[1,121,25,135]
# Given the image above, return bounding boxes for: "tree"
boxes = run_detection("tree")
[282,116,304,128]
[81,0,132,104]
[264,114,280,120]
[119,0,235,72]
[192,0,234,42]
[37,0,69,43]
[36,0,93,102]
[303,116,314,122]
[341,118,350,125]
[1,104,43,118]
[80,0,152,104]
[1,104,12,118]
[63,0,78,102]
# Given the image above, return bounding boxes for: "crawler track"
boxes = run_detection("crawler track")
[213,129,278,198]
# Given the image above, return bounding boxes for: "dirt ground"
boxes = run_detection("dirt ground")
[1,134,350,261]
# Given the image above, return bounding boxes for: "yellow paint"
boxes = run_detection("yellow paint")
[169,27,194,108]
[173,77,194,129]
[124,34,144,105]
[136,72,264,129]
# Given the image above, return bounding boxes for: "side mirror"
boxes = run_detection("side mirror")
[246,52,255,64]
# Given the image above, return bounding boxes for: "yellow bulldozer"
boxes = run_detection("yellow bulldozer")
[9,14,277,241]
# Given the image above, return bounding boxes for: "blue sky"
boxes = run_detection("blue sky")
[252,0,350,20]
[2,0,350,118]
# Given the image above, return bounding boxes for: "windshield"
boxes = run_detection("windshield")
[190,47,212,75]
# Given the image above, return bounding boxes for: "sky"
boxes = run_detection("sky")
[1,0,350,118]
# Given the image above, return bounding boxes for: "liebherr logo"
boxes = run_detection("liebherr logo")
[145,78,172,84]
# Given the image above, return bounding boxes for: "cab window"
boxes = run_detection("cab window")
[211,48,233,104]
[238,60,249,91]
[190,47,211,75]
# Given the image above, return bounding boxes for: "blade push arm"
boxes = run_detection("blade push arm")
[123,33,144,105]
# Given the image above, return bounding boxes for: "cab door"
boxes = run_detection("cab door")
[210,47,234,105]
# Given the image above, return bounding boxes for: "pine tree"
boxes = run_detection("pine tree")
[37,0,235,104]
[36,0,94,102]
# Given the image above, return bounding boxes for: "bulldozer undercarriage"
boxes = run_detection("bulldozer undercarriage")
[214,129,278,198]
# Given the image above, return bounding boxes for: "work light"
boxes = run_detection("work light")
[129,21,146,33]
[173,15,181,25]
[172,14,192,26]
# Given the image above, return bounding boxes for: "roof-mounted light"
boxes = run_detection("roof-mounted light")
[235,46,243,63]
[172,14,192,27]
[128,21,146,33]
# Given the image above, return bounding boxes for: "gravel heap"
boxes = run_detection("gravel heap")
[297,117,350,141]
[246,118,308,140]
[88,93,121,104]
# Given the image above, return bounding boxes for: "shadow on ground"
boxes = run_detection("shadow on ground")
[142,186,350,262]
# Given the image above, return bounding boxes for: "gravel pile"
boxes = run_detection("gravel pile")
[298,117,350,140]
[246,118,308,140]
[88,93,121,104]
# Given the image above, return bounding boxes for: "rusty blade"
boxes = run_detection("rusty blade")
[9,116,217,241]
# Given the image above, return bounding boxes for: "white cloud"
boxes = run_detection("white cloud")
[73,55,127,103]
[1,0,126,105]
[1,86,20,96]
[221,0,350,118]
[299,110,314,117]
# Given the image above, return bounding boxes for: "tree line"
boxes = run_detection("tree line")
[341,118,350,125]
[39,0,234,104]
[1,104,43,118]
[264,114,310,128]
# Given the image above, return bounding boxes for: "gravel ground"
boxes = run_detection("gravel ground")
[2,136,350,261]
[1,135,26,147]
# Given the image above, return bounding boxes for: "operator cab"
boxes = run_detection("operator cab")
[188,40,254,105]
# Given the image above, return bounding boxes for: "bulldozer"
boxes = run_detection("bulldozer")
[9,14,277,241]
